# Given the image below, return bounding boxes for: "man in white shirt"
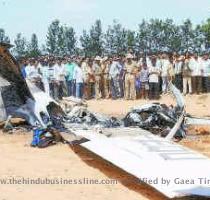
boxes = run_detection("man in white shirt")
[189,54,203,94]
[201,54,210,93]
[25,59,42,89]
[174,55,184,92]
[48,60,58,100]
[161,54,170,94]
[39,59,50,96]
[109,57,121,99]
[148,56,160,100]
[73,61,84,99]
[54,59,67,99]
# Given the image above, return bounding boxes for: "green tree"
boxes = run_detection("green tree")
[193,25,206,53]
[157,19,181,53]
[27,33,40,57]
[104,20,127,55]
[46,20,61,55]
[0,28,10,43]
[126,30,136,53]
[201,18,210,50]
[136,20,150,54]
[13,33,27,58]
[57,25,66,56]
[46,20,77,56]
[80,30,92,57]
[63,25,77,55]
[180,19,194,52]
[80,19,103,57]
[89,19,103,56]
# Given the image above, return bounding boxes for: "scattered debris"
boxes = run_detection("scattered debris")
[64,106,122,129]
[2,42,210,199]
[123,103,185,138]
[61,96,88,113]
[31,127,66,148]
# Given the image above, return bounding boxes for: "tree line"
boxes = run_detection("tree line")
[1,18,210,58]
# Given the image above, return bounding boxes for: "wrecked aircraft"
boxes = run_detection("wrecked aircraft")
[64,105,122,129]
[2,42,210,199]
[0,42,63,127]
[0,43,186,138]
[123,103,185,138]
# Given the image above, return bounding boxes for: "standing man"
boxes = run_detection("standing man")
[109,57,121,99]
[161,54,170,94]
[174,55,184,92]
[101,57,110,99]
[65,58,76,97]
[148,56,160,100]
[87,59,95,99]
[48,59,57,99]
[190,54,203,94]
[81,58,89,99]
[73,62,84,99]
[54,59,67,100]
[40,58,50,96]
[139,62,149,99]
[182,55,192,95]
[20,59,27,79]
[201,54,210,93]
[124,54,138,100]
[119,56,125,98]
[93,56,102,100]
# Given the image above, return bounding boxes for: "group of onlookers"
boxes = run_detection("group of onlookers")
[19,52,210,101]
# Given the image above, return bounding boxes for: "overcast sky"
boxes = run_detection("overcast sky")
[0,0,210,44]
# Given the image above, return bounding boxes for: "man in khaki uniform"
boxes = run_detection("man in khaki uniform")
[93,56,102,99]
[81,58,89,99]
[124,54,138,100]
[101,57,110,99]
[86,60,95,99]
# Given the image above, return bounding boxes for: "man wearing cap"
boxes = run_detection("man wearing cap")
[86,59,95,99]
[101,57,110,99]
[93,56,102,99]
[81,57,90,99]
[124,53,138,100]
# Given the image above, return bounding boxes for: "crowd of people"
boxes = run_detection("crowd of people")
[19,52,210,101]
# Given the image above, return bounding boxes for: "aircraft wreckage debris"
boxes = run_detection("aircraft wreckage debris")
[1,42,210,198]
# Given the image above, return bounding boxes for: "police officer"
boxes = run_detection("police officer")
[124,54,138,100]
[93,56,102,99]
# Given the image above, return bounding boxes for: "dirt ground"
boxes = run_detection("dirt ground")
[1,94,210,200]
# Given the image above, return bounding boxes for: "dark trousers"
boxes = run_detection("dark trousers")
[76,83,84,99]
[119,78,124,98]
[175,74,183,92]
[67,80,74,96]
[89,82,95,99]
[50,82,59,101]
[149,82,160,100]
[192,76,202,94]
[58,81,67,100]
[203,77,210,93]
[110,78,120,99]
